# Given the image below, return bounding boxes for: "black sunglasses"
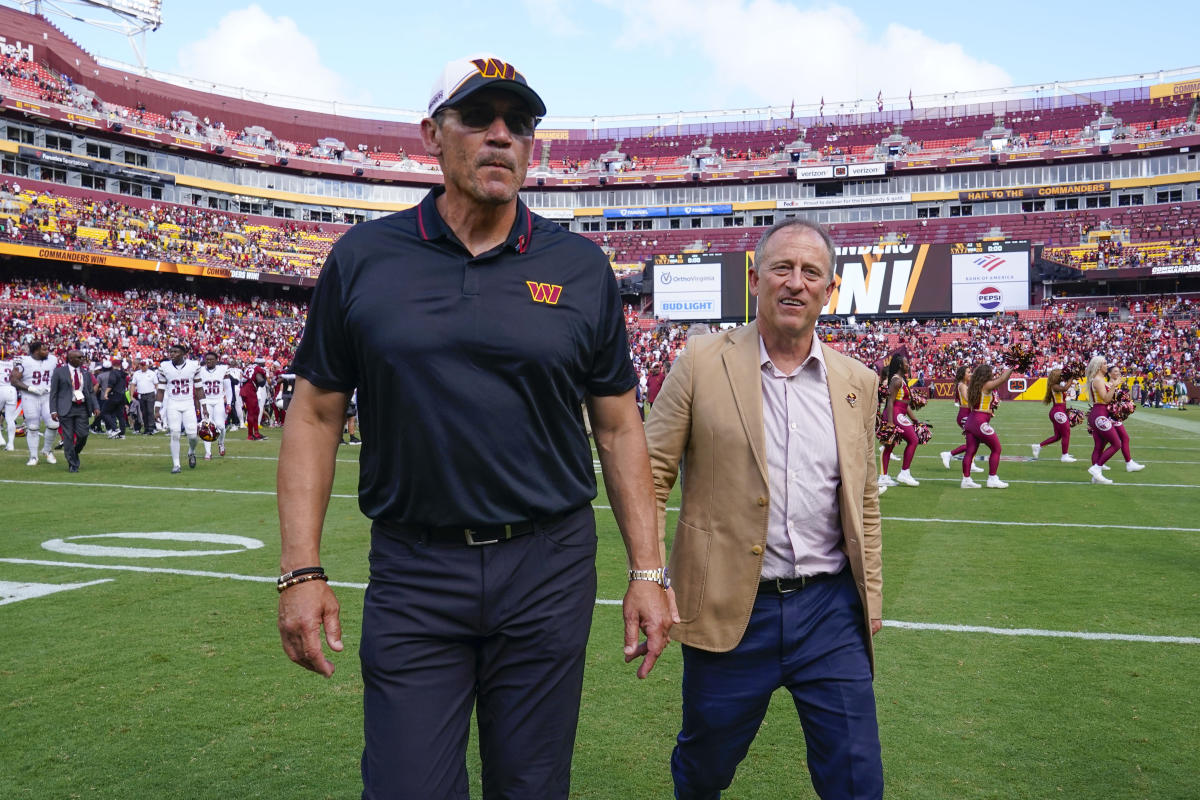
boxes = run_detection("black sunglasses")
[443,104,540,137]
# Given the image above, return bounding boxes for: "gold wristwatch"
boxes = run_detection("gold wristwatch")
[628,567,670,589]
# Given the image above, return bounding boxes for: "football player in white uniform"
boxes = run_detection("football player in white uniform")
[0,348,17,449]
[227,360,244,429]
[10,341,59,465]
[198,351,230,459]
[155,343,203,474]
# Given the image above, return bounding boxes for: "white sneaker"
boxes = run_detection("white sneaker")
[5,444,13,451]
[45,452,56,465]
[1088,464,1113,484]
[25,456,37,466]
[940,451,952,469]
[1030,444,1041,459]
[1126,460,1145,472]
[878,484,888,495]
[1102,464,1111,471]
[896,470,920,487]
[986,475,1009,489]
[961,477,981,489]
[878,474,897,487]
[1060,454,1077,463]
[971,460,985,473]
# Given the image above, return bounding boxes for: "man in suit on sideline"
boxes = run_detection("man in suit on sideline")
[50,349,100,473]
[645,219,884,800]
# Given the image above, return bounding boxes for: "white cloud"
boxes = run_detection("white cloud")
[175,4,368,105]
[600,0,1011,110]
[522,0,582,36]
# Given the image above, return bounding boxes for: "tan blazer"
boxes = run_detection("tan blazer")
[645,322,883,667]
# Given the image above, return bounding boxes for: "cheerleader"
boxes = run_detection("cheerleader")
[880,354,922,486]
[1032,367,1077,462]
[961,363,1013,489]
[940,365,984,473]
[1085,358,1145,483]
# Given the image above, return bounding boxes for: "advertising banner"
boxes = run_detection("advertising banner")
[958,182,1109,203]
[949,241,1030,313]
[668,204,732,216]
[603,206,668,218]
[651,261,722,321]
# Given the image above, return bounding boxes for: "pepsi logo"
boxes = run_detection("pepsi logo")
[977,286,1003,310]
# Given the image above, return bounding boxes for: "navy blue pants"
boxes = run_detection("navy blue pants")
[672,570,883,800]
[360,506,597,800]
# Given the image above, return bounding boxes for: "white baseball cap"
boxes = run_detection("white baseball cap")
[427,53,546,118]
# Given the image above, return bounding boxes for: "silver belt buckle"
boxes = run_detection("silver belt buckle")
[465,527,502,546]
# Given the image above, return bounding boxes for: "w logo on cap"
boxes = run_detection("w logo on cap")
[472,58,517,80]
[526,281,562,305]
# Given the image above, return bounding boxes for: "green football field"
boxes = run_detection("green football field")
[1,400,1197,799]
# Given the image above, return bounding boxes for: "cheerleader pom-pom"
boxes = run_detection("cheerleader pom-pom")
[914,421,934,445]
[1002,342,1034,372]
[908,386,929,410]
[1061,360,1086,382]
[1109,386,1136,421]
[1066,408,1085,428]
[875,418,898,446]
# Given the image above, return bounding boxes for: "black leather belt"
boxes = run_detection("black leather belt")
[379,507,580,547]
[758,571,840,595]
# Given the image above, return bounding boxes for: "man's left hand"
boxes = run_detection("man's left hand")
[622,579,672,679]
[870,618,883,635]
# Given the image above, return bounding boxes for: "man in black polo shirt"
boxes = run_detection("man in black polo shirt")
[277,54,673,799]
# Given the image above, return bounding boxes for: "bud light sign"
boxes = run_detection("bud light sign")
[977,286,1003,310]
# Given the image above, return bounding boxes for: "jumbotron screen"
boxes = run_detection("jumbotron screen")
[645,241,1031,321]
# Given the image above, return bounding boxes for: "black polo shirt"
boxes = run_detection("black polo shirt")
[292,187,636,526]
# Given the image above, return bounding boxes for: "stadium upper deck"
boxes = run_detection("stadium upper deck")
[0,5,1198,296]
[1,6,1198,186]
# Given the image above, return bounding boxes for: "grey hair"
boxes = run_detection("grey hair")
[752,218,837,286]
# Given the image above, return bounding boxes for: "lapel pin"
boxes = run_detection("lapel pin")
[846,392,857,407]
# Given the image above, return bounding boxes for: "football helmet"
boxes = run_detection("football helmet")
[198,420,219,442]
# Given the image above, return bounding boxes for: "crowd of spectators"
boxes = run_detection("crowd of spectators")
[1044,237,1200,270]
[626,295,1199,399]
[0,277,305,369]
[0,184,336,279]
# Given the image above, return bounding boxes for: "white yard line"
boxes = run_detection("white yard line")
[2,557,1195,645]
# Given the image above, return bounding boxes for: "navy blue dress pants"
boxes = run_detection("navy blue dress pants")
[672,569,883,800]
[360,506,597,800]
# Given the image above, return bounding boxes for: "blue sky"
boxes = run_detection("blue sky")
[7,0,1199,121]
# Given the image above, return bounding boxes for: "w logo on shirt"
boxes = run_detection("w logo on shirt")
[526,281,563,305]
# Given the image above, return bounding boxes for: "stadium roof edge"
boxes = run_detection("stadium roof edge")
[93,55,1200,129]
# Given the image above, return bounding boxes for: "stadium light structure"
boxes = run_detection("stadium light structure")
[15,0,162,68]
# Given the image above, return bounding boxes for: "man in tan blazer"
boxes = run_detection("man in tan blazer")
[645,219,883,800]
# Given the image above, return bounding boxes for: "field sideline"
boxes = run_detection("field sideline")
[1,400,1197,799]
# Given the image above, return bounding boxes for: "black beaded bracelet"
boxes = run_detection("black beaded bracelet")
[279,566,325,583]
[277,572,329,593]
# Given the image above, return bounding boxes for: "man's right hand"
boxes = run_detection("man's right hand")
[278,579,343,677]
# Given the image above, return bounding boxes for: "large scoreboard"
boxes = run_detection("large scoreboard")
[645,241,1031,321]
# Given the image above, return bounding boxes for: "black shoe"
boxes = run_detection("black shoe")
[188,452,196,469]
[55,441,64,450]
[349,435,361,445]
[171,465,181,474]
[338,439,347,446]
[68,465,79,473]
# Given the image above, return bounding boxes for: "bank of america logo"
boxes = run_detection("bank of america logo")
[974,256,1005,272]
